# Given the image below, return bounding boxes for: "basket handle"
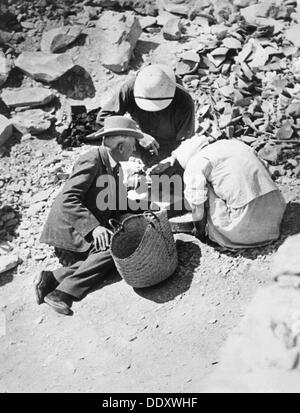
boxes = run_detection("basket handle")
[143,210,175,256]
[143,210,159,222]
[109,218,124,233]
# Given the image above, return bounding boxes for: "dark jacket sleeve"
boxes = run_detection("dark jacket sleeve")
[61,150,102,238]
[96,77,135,126]
[175,89,195,142]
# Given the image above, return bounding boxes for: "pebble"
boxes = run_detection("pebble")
[208,319,218,325]
[34,316,45,325]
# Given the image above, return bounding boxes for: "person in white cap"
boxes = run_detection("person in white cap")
[96,64,195,166]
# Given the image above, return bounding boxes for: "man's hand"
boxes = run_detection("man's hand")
[148,156,175,175]
[92,226,113,251]
[139,133,160,156]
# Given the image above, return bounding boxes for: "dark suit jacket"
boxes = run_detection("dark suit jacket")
[40,146,124,253]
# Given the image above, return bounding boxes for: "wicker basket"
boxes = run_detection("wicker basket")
[110,210,178,288]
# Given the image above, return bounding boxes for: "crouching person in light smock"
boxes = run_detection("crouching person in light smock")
[151,136,286,250]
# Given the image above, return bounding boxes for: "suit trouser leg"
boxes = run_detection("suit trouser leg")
[52,249,115,300]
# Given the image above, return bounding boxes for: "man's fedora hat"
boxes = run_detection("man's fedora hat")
[134,64,176,112]
[86,116,144,140]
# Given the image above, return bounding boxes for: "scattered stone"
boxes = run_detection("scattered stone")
[12,109,53,135]
[240,135,256,144]
[140,16,157,30]
[0,29,13,45]
[21,133,33,142]
[294,164,300,178]
[41,26,82,53]
[249,42,270,69]
[0,254,21,275]
[163,17,182,41]
[97,11,142,73]
[34,316,45,325]
[276,121,294,140]
[188,0,213,19]
[0,241,13,255]
[223,37,242,50]
[1,87,55,108]
[208,319,218,325]
[15,52,75,83]
[20,21,36,30]
[83,5,99,20]
[240,1,283,25]
[176,51,200,76]
[258,143,283,165]
[27,202,46,216]
[233,0,252,8]
[286,24,300,49]
[268,164,286,178]
[0,51,9,87]
[286,102,300,118]
[156,10,174,26]
[161,0,191,17]
[0,114,13,147]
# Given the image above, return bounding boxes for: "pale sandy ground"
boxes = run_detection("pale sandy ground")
[0,176,299,393]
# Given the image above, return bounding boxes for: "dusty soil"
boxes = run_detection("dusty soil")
[0,137,299,392]
[1,0,300,394]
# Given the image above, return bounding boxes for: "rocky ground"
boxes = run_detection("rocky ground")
[0,0,300,392]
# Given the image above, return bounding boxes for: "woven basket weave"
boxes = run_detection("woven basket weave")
[110,210,178,288]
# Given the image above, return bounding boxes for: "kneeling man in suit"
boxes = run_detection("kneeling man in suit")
[36,116,143,315]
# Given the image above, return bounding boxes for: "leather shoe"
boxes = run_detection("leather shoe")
[44,289,73,316]
[34,270,59,305]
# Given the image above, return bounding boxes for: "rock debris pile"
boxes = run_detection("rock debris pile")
[0,0,300,273]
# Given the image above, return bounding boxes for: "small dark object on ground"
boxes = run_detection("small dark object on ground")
[56,107,100,149]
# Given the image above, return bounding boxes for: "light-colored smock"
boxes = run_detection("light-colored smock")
[173,137,286,250]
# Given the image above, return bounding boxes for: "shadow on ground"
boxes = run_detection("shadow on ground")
[57,33,88,53]
[0,128,22,156]
[52,65,96,100]
[79,239,201,303]
[213,201,300,261]
[3,67,24,89]
[130,40,160,70]
[134,239,201,303]
[88,269,122,298]
[281,201,300,237]
[0,270,13,288]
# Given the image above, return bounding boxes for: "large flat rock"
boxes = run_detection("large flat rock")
[12,109,53,135]
[1,87,55,108]
[15,52,75,83]
[96,11,142,73]
[41,26,82,53]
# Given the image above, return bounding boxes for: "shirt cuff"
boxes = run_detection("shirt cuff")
[184,189,207,206]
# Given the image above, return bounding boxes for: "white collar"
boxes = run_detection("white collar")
[107,151,117,169]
